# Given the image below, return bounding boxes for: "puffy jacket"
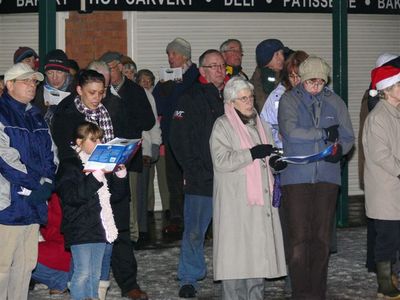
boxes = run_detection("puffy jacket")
[278,84,355,186]
[0,92,58,225]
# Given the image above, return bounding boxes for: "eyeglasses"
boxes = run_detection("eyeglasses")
[305,79,325,87]
[236,95,254,103]
[15,78,39,86]
[202,64,226,71]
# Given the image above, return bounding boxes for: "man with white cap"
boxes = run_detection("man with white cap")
[0,63,58,300]
[278,56,355,299]
[153,37,199,238]
[363,65,400,299]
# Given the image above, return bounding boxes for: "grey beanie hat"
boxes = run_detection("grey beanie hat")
[166,37,191,59]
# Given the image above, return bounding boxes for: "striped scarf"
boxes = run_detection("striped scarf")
[74,96,114,143]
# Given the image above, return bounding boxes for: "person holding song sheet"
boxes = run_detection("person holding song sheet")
[56,122,126,300]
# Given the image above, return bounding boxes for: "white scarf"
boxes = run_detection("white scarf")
[77,149,118,243]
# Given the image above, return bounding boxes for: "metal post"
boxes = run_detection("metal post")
[332,0,349,227]
[38,0,56,71]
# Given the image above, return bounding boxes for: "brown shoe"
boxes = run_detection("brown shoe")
[49,288,68,295]
[124,288,149,300]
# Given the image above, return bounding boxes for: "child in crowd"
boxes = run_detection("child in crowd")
[56,122,127,300]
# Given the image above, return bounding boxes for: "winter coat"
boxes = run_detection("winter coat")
[153,63,199,144]
[169,82,224,197]
[363,100,400,220]
[56,156,128,247]
[115,78,155,172]
[0,92,58,225]
[278,84,355,186]
[210,115,286,280]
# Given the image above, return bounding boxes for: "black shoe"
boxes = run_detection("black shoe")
[178,284,196,298]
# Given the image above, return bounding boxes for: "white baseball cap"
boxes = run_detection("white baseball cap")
[4,63,44,84]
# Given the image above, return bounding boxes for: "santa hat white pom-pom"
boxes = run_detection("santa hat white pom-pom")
[369,89,378,97]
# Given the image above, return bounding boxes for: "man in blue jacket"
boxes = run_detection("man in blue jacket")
[0,63,58,299]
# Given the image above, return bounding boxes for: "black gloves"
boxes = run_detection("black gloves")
[324,144,343,163]
[250,144,275,160]
[25,182,54,204]
[269,155,288,172]
[324,125,339,143]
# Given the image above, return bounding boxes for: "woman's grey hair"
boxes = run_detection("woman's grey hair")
[87,60,110,75]
[223,76,254,104]
[379,82,399,100]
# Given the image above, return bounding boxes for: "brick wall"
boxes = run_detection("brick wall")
[65,11,127,69]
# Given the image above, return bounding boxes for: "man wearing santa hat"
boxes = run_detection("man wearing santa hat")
[363,65,400,299]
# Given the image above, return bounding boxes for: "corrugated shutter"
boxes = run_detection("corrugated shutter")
[126,11,400,196]
[0,13,38,74]
[0,12,68,75]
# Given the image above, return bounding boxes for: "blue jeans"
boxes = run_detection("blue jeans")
[178,194,212,288]
[100,243,113,281]
[70,243,106,300]
[31,262,70,291]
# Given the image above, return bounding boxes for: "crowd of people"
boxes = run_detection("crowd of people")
[0,37,398,300]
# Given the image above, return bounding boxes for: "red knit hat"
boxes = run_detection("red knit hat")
[370,65,400,97]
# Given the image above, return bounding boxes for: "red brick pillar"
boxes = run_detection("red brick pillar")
[65,11,127,69]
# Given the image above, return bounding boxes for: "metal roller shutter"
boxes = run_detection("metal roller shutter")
[0,13,38,74]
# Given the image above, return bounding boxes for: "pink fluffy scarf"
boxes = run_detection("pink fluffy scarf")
[224,103,274,206]
[78,150,118,243]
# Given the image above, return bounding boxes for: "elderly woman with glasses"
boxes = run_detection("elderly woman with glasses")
[278,56,355,299]
[210,76,287,300]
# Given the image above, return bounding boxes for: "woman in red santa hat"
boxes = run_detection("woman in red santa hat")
[363,65,400,299]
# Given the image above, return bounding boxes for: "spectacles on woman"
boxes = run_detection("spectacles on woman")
[236,95,254,103]
[305,79,325,87]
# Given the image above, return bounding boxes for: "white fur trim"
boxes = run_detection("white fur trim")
[376,73,400,91]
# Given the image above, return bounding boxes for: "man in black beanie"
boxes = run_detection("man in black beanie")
[33,49,74,126]
[250,38,285,112]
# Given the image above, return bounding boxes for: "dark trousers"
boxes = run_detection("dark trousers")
[165,141,184,222]
[374,220,400,263]
[111,230,139,294]
[282,182,338,300]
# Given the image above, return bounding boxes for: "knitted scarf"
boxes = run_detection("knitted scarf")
[77,149,118,243]
[224,103,274,206]
[74,96,114,143]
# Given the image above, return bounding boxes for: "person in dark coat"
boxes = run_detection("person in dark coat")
[99,52,154,300]
[153,37,200,238]
[169,49,227,298]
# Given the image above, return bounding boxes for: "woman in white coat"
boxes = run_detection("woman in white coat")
[363,65,400,299]
[210,77,287,300]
